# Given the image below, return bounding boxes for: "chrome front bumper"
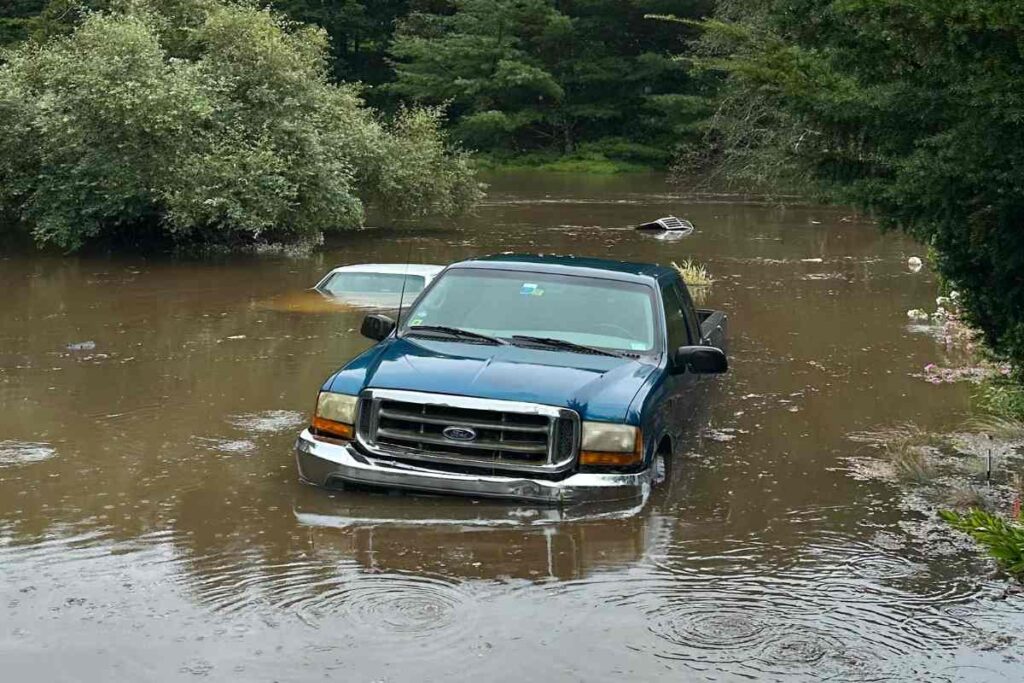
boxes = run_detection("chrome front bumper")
[294,429,652,506]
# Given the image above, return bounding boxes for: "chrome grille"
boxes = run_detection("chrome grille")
[356,389,579,474]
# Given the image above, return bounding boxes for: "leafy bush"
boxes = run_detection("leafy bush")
[576,138,674,167]
[940,508,1024,580]
[975,379,1024,423]
[0,0,480,251]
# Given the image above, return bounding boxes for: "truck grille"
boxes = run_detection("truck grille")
[356,389,579,474]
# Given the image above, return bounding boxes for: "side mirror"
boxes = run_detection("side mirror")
[361,314,396,341]
[672,345,728,374]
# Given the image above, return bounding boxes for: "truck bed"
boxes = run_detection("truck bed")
[698,308,728,352]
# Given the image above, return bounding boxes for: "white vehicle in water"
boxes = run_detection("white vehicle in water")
[313,263,444,308]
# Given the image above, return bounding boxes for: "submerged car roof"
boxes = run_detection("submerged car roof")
[323,264,444,277]
[449,254,678,284]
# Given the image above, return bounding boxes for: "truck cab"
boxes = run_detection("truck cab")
[294,254,728,507]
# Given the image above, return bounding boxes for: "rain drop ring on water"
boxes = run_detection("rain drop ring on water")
[341,574,468,638]
[646,603,775,659]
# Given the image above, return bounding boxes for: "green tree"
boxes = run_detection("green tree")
[389,0,567,150]
[687,0,1024,372]
[272,0,411,87]
[552,1,712,164]
[389,0,712,163]
[0,0,480,251]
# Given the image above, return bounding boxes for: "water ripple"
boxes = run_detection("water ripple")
[539,527,1001,680]
[336,573,470,637]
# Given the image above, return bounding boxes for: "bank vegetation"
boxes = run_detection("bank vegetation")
[0,0,480,251]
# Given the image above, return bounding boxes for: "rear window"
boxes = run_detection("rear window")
[319,272,426,296]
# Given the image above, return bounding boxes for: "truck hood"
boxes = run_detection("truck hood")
[326,337,659,423]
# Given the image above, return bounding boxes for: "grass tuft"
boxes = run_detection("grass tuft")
[849,423,943,482]
[967,414,1024,440]
[943,484,991,512]
[673,259,714,287]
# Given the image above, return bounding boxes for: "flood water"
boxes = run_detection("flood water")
[2,173,1021,681]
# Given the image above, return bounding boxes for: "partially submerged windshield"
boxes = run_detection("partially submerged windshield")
[402,268,658,352]
[319,272,425,296]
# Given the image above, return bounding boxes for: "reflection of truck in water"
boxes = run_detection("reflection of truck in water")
[295,254,728,506]
[292,491,673,581]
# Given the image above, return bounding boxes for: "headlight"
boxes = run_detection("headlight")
[580,422,643,467]
[311,391,358,441]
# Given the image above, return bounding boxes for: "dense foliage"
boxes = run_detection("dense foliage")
[272,0,408,86]
[0,0,41,44]
[389,0,712,165]
[2,0,714,167]
[684,0,1024,373]
[0,1,479,251]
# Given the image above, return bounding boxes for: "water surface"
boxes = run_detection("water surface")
[1,172,1020,681]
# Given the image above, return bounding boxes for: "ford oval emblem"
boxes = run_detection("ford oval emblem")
[442,426,477,442]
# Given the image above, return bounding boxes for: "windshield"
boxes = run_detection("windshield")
[401,268,658,353]
[319,272,426,296]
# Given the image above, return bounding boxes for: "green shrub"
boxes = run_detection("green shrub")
[576,138,674,167]
[0,0,480,251]
[940,508,1024,579]
[975,379,1024,422]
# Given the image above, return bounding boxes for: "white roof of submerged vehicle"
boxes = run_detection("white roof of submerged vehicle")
[313,264,444,304]
[315,263,443,284]
[635,216,694,234]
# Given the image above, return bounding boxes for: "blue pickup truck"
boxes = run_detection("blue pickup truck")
[294,254,728,506]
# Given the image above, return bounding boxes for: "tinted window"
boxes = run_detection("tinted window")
[674,282,701,344]
[403,269,658,352]
[661,283,691,349]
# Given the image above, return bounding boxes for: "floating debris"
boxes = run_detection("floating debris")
[66,341,96,351]
[907,256,923,273]
[0,440,56,467]
[191,437,256,455]
[227,410,306,433]
[917,363,997,384]
[702,427,739,442]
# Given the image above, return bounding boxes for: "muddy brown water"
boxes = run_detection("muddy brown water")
[1,172,1021,681]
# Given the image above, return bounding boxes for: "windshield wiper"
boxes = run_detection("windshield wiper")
[510,335,626,358]
[406,325,508,345]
